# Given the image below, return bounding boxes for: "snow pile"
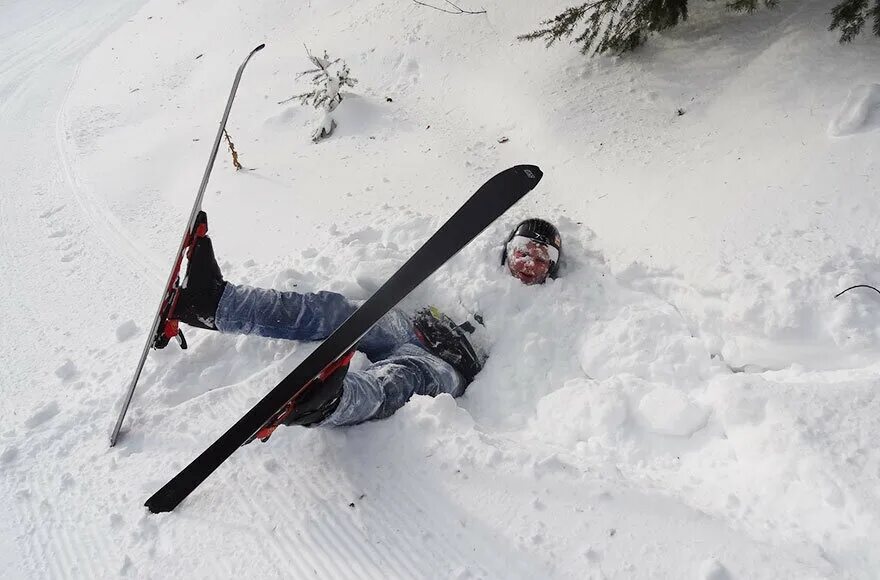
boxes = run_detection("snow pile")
[2,0,879,577]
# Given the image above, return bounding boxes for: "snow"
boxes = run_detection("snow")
[1,0,879,577]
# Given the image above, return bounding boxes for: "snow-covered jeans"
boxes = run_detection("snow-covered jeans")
[214,284,465,426]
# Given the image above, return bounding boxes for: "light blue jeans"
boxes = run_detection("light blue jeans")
[215,284,465,426]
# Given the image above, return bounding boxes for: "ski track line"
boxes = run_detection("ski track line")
[18,451,111,579]
[223,470,343,578]
[270,468,396,580]
[212,472,296,574]
[184,378,427,579]
[0,0,88,82]
[141,383,315,577]
[298,457,444,579]
[15,490,73,580]
[255,482,360,579]
[237,452,415,580]
[197,385,399,579]
[359,469,499,578]
[204,419,362,578]
[55,65,165,282]
[174,380,500,578]
[224,474,329,578]
[9,487,49,580]
[280,429,506,579]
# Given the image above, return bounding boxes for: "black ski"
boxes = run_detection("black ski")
[145,164,543,513]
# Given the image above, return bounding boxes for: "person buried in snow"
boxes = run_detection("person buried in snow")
[174,218,562,434]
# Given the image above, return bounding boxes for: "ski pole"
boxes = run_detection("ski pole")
[110,43,265,447]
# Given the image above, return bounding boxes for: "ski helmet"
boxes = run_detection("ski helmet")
[501,218,562,281]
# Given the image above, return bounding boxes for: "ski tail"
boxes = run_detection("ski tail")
[144,164,543,514]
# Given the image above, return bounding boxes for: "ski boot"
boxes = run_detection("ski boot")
[413,307,484,383]
[249,350,355,443]
[176,235,226,331]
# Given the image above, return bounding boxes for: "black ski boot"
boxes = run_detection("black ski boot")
[250,350,355,443]
[413,307,484,384]
[281,359,349,427]
[176,236,226,331]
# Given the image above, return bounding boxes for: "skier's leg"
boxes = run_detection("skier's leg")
[214,283,417,357]
[215,284,355,341]
[180,234,417,355]
[320,343,466,427]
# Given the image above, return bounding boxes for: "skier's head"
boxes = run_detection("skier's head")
[501,218,562,285]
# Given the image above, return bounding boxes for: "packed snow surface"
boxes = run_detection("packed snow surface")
[1,0,879,578]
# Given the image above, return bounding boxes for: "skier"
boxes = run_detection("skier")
[175,218,562,433]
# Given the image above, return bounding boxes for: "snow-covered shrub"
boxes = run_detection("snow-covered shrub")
[286,47,358,143]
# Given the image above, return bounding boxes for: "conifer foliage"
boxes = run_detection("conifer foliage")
[829,0,880,41]
[520,0,878,56]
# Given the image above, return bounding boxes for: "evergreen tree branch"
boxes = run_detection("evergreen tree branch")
[523,0,879,57]
[829,0,868,42]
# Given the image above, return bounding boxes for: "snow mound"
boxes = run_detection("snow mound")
[829,83,880,137]
[637,385,707,437]
[115,319,139,342]
[530,378,629,447]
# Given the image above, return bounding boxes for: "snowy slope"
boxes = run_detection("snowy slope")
[2,0,880,577]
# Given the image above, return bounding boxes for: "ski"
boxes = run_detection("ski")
[145,164,544,513]
[110,43,265,447]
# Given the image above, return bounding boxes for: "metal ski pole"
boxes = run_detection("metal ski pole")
[110,43,265,447]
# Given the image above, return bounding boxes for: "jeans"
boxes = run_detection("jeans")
[215,284,465,426]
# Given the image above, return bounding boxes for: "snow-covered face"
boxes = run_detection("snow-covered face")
[506,236,557,285]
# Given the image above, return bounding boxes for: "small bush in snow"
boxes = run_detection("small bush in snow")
[286,48,358,143]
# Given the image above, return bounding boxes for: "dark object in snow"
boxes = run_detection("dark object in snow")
[412,0,486,15]
[834,284,880,298]
[195,54,203,60]
[386,97,393,102]
[110,43,266,448]
[497,136,509,143]
[223,129,243,170]
[676,108,685,116]
[144,164,544,513]
[413,307,484,382]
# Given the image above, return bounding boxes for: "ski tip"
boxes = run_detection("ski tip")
[254,43,266,52]
[514,165,543,184]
